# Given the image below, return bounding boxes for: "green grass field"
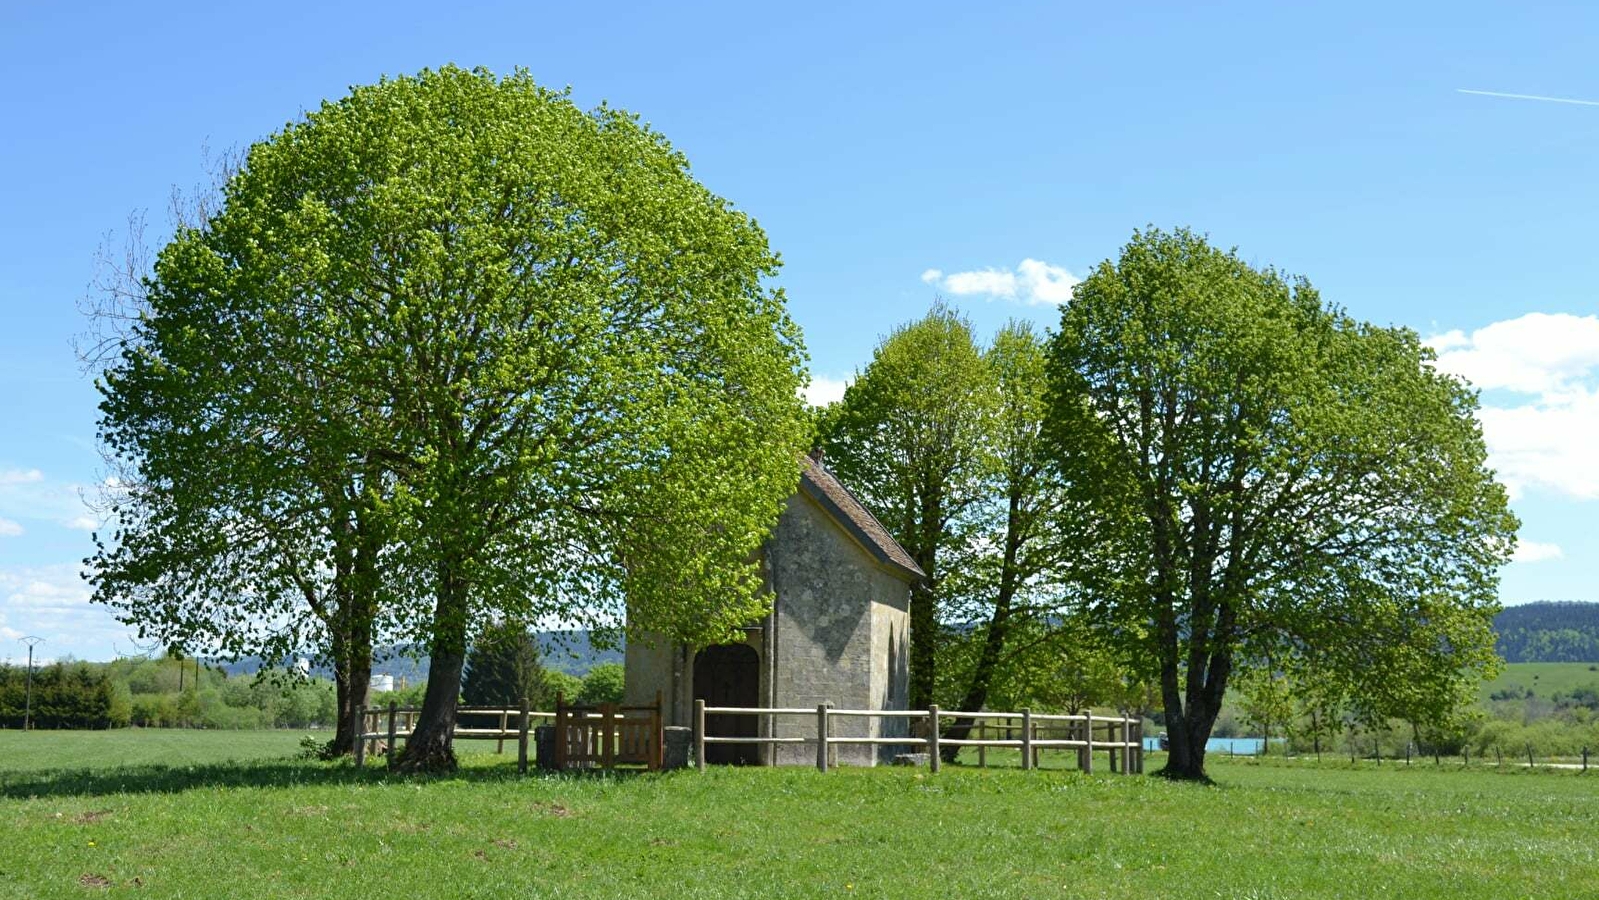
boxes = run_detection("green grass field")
[2,731,1597,899]
[1481,661,1599,701]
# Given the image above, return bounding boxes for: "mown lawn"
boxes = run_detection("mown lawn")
[1,731,1596,899]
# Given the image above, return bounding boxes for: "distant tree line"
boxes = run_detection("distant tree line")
[1494,602,1599,663]
[0,663,120,729]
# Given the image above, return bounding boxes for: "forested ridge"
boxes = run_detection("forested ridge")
[1495,602,1599,662]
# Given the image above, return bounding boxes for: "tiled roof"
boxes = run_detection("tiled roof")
[797,454,926,583]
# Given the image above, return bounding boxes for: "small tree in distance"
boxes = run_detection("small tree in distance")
[461,622,551,711]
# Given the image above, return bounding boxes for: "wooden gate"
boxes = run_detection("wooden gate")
[552,691,664,771]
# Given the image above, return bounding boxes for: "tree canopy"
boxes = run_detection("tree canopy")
[819,304,995,708]
[93,66,812,771]
[1044,227,1516,780]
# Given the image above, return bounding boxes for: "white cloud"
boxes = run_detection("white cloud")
[1428,313,1599,395]
[0,518,21,537]
[804,375,851,407]
[0,465,101,534]
[1015,258,1080,304]
[1428,313,1599,501]
[1512,541,1565,563]
[0,564,139,661]
[944,268,1019,298]
[1,565,94,612]
[923,258,1080,306]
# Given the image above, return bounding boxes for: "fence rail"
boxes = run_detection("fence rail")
[354,699,547,772]
[692,701,1144,775]
[355,694,666,773]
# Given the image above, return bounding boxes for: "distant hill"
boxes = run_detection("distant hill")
[211,630,624,681]
[1494,602,1599,663]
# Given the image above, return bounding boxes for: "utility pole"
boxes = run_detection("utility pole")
[20,637,44,731]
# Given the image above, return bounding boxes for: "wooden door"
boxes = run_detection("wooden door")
[693,643,760,765]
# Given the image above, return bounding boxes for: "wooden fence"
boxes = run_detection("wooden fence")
[353,693,665,773]
[354,700,544,772]
[553,692,665,771]
[693,701,1144,774]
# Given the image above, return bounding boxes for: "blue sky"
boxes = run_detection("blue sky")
[2,1,1596,662]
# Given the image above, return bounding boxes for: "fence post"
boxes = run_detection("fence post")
[1583,746,1588,773]
[979,720,987,769]
[695,699,707,773]
[1527,743,1535,769]
[387,701,398,769]
[1082,712,1094,775]
[354,704,366,768]
[517,696,530,775]
[927,704,941,773]
[1020,709,1032,771]
[497,708,508,755]
[555,693,566,771]
[601,703,616,771]
[816,703,829,773]
[652,690,664,771]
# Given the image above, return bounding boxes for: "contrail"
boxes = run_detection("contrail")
[1457,88,1599,107]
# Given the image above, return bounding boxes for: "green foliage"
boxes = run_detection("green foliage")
[1494,602,1599,662]
[937,616,1153,715]
[0,663,124,729]
[819,303,996,707]
[462,623,551,709]
[1044,227,1517,777]
[108,66,812,768]
[1232,667,1294,751]
[543,671,583,706]
[76,658,339,729]
[577,663,626,705]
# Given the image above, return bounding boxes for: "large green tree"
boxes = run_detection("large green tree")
[86,150,394,757]
[1044,227,1516,780]
[819,304,995,708]
[90,213,396,756]
[937,321,1080,754]
[122,67,810,772]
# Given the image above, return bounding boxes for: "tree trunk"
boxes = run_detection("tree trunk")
[394,565,468,773]
[908,578,937,710]
[324,504,379,759]
[1160,698,1219,781]
[1155,646,1227,782]
[941,492,1025,762]
[327,615,373,757]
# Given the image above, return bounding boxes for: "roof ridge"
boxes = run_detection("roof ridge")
[797,455,925,581]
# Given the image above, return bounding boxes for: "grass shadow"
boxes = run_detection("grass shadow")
[0,756,658,801]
